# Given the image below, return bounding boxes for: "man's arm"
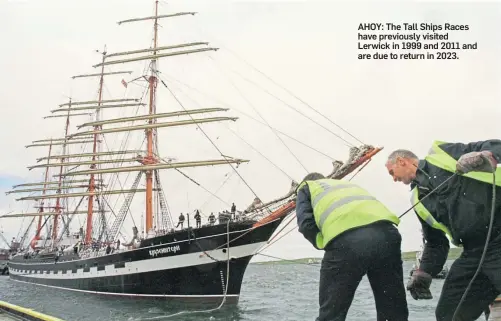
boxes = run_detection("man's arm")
[417,215,450,277]
[441,139,501,161]
[295,186,321,249]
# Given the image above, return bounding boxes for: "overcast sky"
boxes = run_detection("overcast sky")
[0,0,499,261]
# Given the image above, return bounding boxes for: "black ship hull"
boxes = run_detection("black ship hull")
[8,218,283,303]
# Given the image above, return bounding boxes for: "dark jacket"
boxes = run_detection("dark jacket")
[296,185,322,249]
[414,140,501,276]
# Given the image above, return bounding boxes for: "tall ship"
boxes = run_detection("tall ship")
[3,1,380,303]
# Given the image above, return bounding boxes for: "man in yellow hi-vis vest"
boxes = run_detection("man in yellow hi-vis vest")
[295,172,408,321]
[385,140,500,321]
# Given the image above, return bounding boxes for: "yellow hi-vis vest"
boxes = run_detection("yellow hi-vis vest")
[410,187,460,246]
[408,139,501,246]
[297,179,400,249]
[426,140,501,186]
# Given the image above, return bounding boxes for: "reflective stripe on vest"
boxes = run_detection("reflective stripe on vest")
[308,180,375,227]
[426,140,501,186]
[317,194,377,227]
[302,179,399,249]
[411,186,459,246]
[311,181,359,208]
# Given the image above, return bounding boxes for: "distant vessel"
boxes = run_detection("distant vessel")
[0,234,21,276]
[307,258,321,265]
[0,249,8,275]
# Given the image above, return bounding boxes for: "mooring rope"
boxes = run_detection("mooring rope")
[135,220,232,320]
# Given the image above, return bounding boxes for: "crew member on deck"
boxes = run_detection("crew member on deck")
[208,212,216,226]
[194,210,202,228]
[386,140,501,321]
[176,213,185,229]
[231,203,236,220]
[296,172,408,321]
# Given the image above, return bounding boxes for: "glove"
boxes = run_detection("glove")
[456,151,498,174]
[407,270,433,300]
[315,233,325,250]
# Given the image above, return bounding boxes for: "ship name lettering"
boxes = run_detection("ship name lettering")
[149,245,181,257]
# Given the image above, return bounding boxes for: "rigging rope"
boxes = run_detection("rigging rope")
[205,56,309,175]
[223,51,364,146]
[104,108,144,210]
[158,76,266,207]
[348,159,371,181]
[95,42,154,238]
[224,126,295,180]
[190,24,365,146]
[165,81,297,182]
[453,173,496,320]
[255,253,320,268]
[209,55,355,148]
[158,157,232,208]
[188,26,365,145]
[100,78,149,230]
[161,74,336,161]
[257,221,297,254]
[163,77,294,210]
[197,170,235,212]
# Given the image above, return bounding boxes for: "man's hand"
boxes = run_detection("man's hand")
[456,151,498,174]
[407,270,433,300]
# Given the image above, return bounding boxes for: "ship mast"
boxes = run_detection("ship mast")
[145,0,160,234]
[85,48,106,244]
[52,98,72,242]
[102,0,224,236]
[47,1,247,243]
[36,142,54,240]
[6,66,144,248]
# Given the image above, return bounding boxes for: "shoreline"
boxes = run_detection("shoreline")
[253,247,463,265]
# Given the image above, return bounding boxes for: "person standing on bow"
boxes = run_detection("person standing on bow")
[385,140,501,321]
[296,172,408,321]
[176,213,185,229]
[231,203,236,220]
[208,212,216,226]
[194,210,202,228]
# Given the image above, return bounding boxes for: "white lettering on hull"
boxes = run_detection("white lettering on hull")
[149,245,181,257]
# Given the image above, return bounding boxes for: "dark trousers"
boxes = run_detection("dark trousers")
[435,244,501,321]
[317,222,408,321]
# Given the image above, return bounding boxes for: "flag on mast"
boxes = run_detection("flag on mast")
[121,79,128,88]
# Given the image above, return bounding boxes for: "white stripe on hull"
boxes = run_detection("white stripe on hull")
[10,241,266,280]
[10,278,240,299]
[10,220,278,266]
